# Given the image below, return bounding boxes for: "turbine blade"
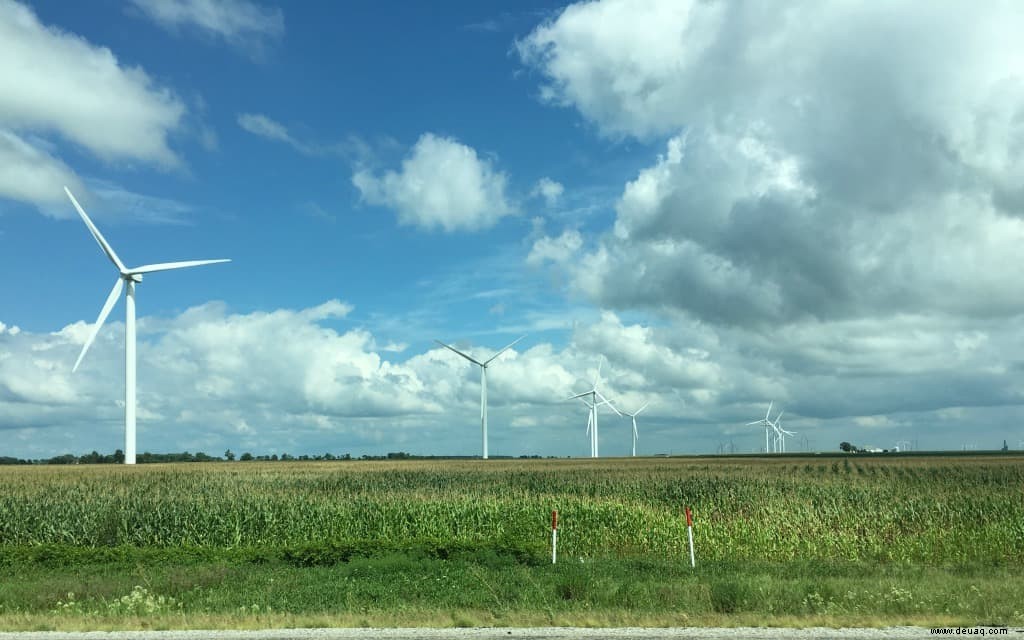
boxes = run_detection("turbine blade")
[594,356,604,387]
[568,390,595,401]
[434,340,484,366]
[746,420,763,426]
[633,419,639,439]
[73,278,123,372]
[596,390,622,416]
[65,187,126,273]
[766,400,773,420]
[483,335,526,366]
[130,259,231,274]
[635,401,649,415]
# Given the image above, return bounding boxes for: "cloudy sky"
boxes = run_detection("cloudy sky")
[2,0,1024,460]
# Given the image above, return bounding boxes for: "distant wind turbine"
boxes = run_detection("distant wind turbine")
[65,187,230,464]
[747,401,782,453]
[568,357,620,457]
[434,335,525,459]
[772,411,795,453]
[623,401,649,457]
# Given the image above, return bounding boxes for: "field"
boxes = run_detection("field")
[1,455,1023,629]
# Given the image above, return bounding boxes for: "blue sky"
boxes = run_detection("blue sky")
[3,0,1024,459]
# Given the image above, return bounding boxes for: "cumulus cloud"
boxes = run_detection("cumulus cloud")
[527,229,582,266]
[518,0,1024,325]
[0,0,185,167]
[532,177,564,207]
[352,133,515,232]
[129,0,284,50]
[4,302,1024,458]
[512,0,1024,451]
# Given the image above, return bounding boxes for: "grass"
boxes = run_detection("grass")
[3,554,1023,629]
[1,455,1022,629]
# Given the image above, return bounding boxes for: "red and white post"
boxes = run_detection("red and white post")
[551,509,559,564]
[685,506,696,568]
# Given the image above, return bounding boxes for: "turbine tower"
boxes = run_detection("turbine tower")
[434,335,525,459]
[568,358,620,457]
[580,395,610,457]
[65,187,230,464]
[623,401,649,457]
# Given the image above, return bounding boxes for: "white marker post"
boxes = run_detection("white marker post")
[685,506,696,568]
[551,509,558,564]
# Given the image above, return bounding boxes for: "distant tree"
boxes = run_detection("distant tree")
[80,450,102,464]
[224,449,236,461]
[270,454,278,461]
[240,452,253,461]
[113,449,125,464]
[839,442,854,453]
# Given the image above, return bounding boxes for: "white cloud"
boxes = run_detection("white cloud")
[0,129,85,209]
[129,0,284,49]
[527,229,582,266]
[517,0,723,140]
[3,302,1024,458]
[518,0,1024,325]
[0,0,185,168]
[237,113,304,150]
[532,177,564,207]
[0,321,21,335]
[510,0,1024,454]
[352,133,515,232]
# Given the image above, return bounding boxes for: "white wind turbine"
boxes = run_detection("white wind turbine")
[65,187,230,465]
[568,358,620,458]
[772,411,796,453]
[435,335,525,459]
[747,401,782,453]
[623,402,649,457]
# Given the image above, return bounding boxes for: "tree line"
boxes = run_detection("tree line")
[0,450,550,465]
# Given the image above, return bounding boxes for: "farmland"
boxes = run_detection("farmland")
[1,455,1023,629]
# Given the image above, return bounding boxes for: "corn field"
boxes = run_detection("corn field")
[1,456,1022,564]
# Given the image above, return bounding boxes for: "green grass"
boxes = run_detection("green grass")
[1,456,1022,629]
[3,553,1023,629]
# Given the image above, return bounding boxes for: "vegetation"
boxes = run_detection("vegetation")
[1,456,1022,629]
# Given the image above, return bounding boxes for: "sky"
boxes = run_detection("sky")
[2,0,1024,460]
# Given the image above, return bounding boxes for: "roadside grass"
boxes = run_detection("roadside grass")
[1,551,1022,630]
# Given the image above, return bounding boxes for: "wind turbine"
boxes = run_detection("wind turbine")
[65,187,230,464]
[772,411,795,453]
[434,335,525,459]
[568,358,620,457]
[622,401,649,457]
[747,401,780,453]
